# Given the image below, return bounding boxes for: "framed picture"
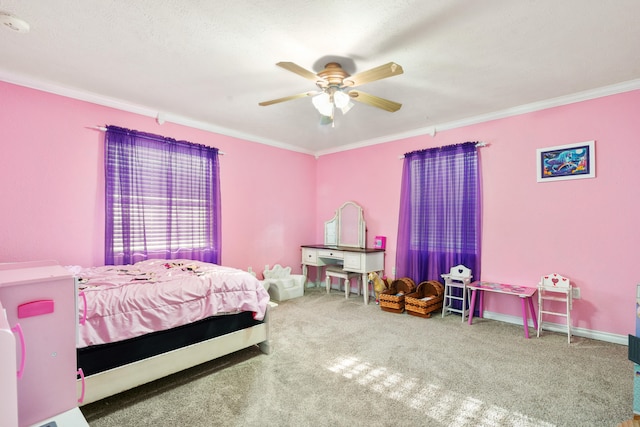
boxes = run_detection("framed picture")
[374,236,386,250]
[536,140,596,182]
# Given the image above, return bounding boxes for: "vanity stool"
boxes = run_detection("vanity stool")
[325,266,361,299]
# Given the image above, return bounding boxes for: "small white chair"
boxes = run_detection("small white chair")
[537,273,573,344]
[441,264,473,322]
[325,266,361,299]
[262,264,305,301]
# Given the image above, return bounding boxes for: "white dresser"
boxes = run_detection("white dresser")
[301,245,384,304]
[0,261,88,427]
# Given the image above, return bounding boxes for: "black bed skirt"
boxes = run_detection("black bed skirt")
[78,311,261,376]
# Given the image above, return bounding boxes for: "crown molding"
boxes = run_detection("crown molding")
[3,69,639,158]
[0,70,315,156]
[316,79,640,156]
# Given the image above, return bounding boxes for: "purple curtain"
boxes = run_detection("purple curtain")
[105,125,221,265]
[395,142,481,290]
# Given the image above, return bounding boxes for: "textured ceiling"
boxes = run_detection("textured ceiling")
[1,1,640,155]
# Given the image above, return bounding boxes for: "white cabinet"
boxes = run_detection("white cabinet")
[0,261,87,427]
[343,253,361,270]
[301,248,320,266]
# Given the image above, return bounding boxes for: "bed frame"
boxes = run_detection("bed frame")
[77,307,271,405]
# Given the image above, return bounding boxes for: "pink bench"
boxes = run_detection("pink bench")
[467,281,538,338]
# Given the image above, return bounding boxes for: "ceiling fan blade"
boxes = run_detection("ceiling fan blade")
[342,62,403,88]
[276,62,327,87]
[258,91,319,106]
[348,90,402,112]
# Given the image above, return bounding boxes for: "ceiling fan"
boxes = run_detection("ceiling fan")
[259,61,404,125]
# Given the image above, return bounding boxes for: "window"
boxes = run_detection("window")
[105,126,221,265]
[396,142,481,282]
[407,150,479,253]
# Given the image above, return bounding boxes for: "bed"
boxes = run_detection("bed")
[69,259,271,405]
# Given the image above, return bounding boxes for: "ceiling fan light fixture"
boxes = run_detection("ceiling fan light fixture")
[340,101,354,115]
[333,90,350,109]
[260,60,403,123]
[319,115,333,126]
[312,92,333,117]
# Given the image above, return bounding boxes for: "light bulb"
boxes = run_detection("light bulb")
[340,101,354,115]
[333,90,350,109]
[312,93,333,117]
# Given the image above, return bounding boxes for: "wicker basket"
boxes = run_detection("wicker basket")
[405,280,445,318]
[379,277,416,313]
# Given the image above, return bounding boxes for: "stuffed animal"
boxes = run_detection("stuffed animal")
[368,271,388,304]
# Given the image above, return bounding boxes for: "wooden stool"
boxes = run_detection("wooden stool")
[325,266,361,299]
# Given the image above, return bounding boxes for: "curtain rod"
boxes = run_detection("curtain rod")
[397,141,488,159]
[89,126,225,155]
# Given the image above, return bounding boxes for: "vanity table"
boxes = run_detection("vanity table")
[301,245,384,304]
[301,201,384,305]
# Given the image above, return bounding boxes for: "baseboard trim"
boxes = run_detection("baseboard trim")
[482,310,628,346]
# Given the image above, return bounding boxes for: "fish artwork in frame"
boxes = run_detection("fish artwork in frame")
[536,140,595,182]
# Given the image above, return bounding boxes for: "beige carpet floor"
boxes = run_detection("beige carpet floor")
[81,287,633,426]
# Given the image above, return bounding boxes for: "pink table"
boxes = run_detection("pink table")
[467,281,538,338]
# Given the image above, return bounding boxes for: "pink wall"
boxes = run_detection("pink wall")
[317,89,640,337]
[0,81,317,274]
[2,80,638,338]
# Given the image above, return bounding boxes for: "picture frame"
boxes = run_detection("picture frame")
[536,140,596,182]
[374,236,386,250]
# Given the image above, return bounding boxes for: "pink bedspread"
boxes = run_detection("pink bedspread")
[70,259,270,348]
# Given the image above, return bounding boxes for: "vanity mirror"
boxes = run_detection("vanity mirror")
[324,201,366,248]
